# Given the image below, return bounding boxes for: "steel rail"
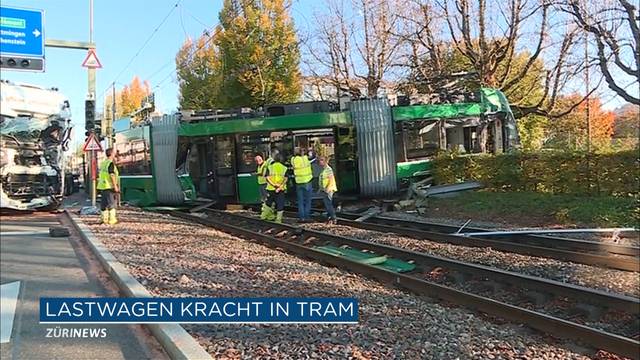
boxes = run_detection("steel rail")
[282,206,640,272]
[216,210,639,312]
[330,215,640,272]
[336,211,640,258]
[170,210,639,359]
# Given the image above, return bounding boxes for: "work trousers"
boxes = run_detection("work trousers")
[259,184,269,202]
[321,191,336,220]
[100,190,116,210]
[295,182,313,220]
[266,190,286,211]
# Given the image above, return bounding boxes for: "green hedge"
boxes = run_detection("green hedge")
[433,150,639,196]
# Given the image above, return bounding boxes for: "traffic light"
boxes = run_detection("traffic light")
[94,121,102,139]
[0,56,45,72]
[85,100,96,131]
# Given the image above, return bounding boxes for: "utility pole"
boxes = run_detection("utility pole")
[88,0,98,208]
[110,82,116,148]
[584,1,591,153]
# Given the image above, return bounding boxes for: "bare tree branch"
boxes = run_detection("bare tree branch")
[563,0,639,105]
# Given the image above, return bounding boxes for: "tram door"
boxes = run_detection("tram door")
[191,141,215,197]
[212,135,237,200]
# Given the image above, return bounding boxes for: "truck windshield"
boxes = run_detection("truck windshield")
[1,115,65,145]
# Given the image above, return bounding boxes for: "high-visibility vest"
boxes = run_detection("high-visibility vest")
[319,165,338,192]
[266,162,287,191]
[257,157,273,185]
[291,155,312,184]
[97,159,119,190]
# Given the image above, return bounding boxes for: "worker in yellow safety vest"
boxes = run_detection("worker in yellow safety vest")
[318,156,338,224]
[291,147,313,222]
[96,148,120,225]
[262,153,288,223]
[254,152,272,202]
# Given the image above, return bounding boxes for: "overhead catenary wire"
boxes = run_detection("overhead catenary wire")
[97,0,182,103]
[154,18,255,92]
[153,25,222,91]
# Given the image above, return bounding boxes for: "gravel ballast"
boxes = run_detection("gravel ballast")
[299,220,640,299]
[382,211,640,248]
[81,208,607,359]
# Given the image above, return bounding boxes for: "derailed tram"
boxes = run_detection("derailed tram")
[114,88,519,207]
[0,81,73,211]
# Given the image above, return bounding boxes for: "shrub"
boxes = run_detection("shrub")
[432,150,639,197]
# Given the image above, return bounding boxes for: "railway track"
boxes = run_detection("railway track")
[171,209,640,359]
[285,207,640,272]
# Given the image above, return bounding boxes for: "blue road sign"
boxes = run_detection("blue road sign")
[0,6,44,58]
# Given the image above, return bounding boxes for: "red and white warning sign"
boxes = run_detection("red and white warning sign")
[83,133,103,152]
[82,49,103,69]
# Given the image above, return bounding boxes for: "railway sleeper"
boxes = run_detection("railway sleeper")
[446,270,472,284]
[175,211,640,359]
[214,210,639,313]
[569,303,605,322]
[210,213,638,321]
[524,290,555,307]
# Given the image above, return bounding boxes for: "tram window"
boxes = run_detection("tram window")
[403,121,439,159]
[292,129,335,159]
[462,127,477,152]
[270,131,293,163]
[395,122,407,163]
[176,138,190,174]
[115,137,151,175]
[236,133,270,173]
[215,137,234,169]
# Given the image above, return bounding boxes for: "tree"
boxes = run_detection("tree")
[438,0,593,118]
[563,0,639,105]
[215,0,302,108]
[104,92,123,121]
[176,35,223,110]
[120,76,151,116]
[306,0,405,98]
[612,103,640,149]
[546,95,615,151]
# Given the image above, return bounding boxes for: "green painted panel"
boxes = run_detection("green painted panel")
[314,245,416,273]
[178,175,197,202]
[393,103,483,121]
[237,175,261,204]
[179,112,351,137]
[337,169,357,193]
[396,160,432,179]
[480,87,511,113]
[120,176,155,207]
[392,88,512,122]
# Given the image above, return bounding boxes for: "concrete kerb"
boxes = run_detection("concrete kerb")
[63,210,213,360]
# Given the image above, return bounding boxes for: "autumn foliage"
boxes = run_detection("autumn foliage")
[106,76,152,123]
[120,76,151,116]
[547,95,615,151]
[176,0,301,109]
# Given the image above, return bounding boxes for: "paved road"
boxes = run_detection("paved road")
[0,212,161,360]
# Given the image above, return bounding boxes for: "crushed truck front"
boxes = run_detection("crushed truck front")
[0,81,72,210]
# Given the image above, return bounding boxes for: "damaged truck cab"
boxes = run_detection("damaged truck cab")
[0,81,72,210]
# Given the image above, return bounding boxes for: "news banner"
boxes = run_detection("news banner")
[40,297,359,324]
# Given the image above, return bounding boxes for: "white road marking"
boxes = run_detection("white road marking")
[0,281,21,343]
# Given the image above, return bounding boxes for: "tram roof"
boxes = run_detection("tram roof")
[393,88,513,122]
[178,111,351,137]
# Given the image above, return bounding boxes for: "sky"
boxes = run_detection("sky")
[0,1,635,149]
[0,0,317,148]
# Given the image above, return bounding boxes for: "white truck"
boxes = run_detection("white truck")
[0,80,72,210]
